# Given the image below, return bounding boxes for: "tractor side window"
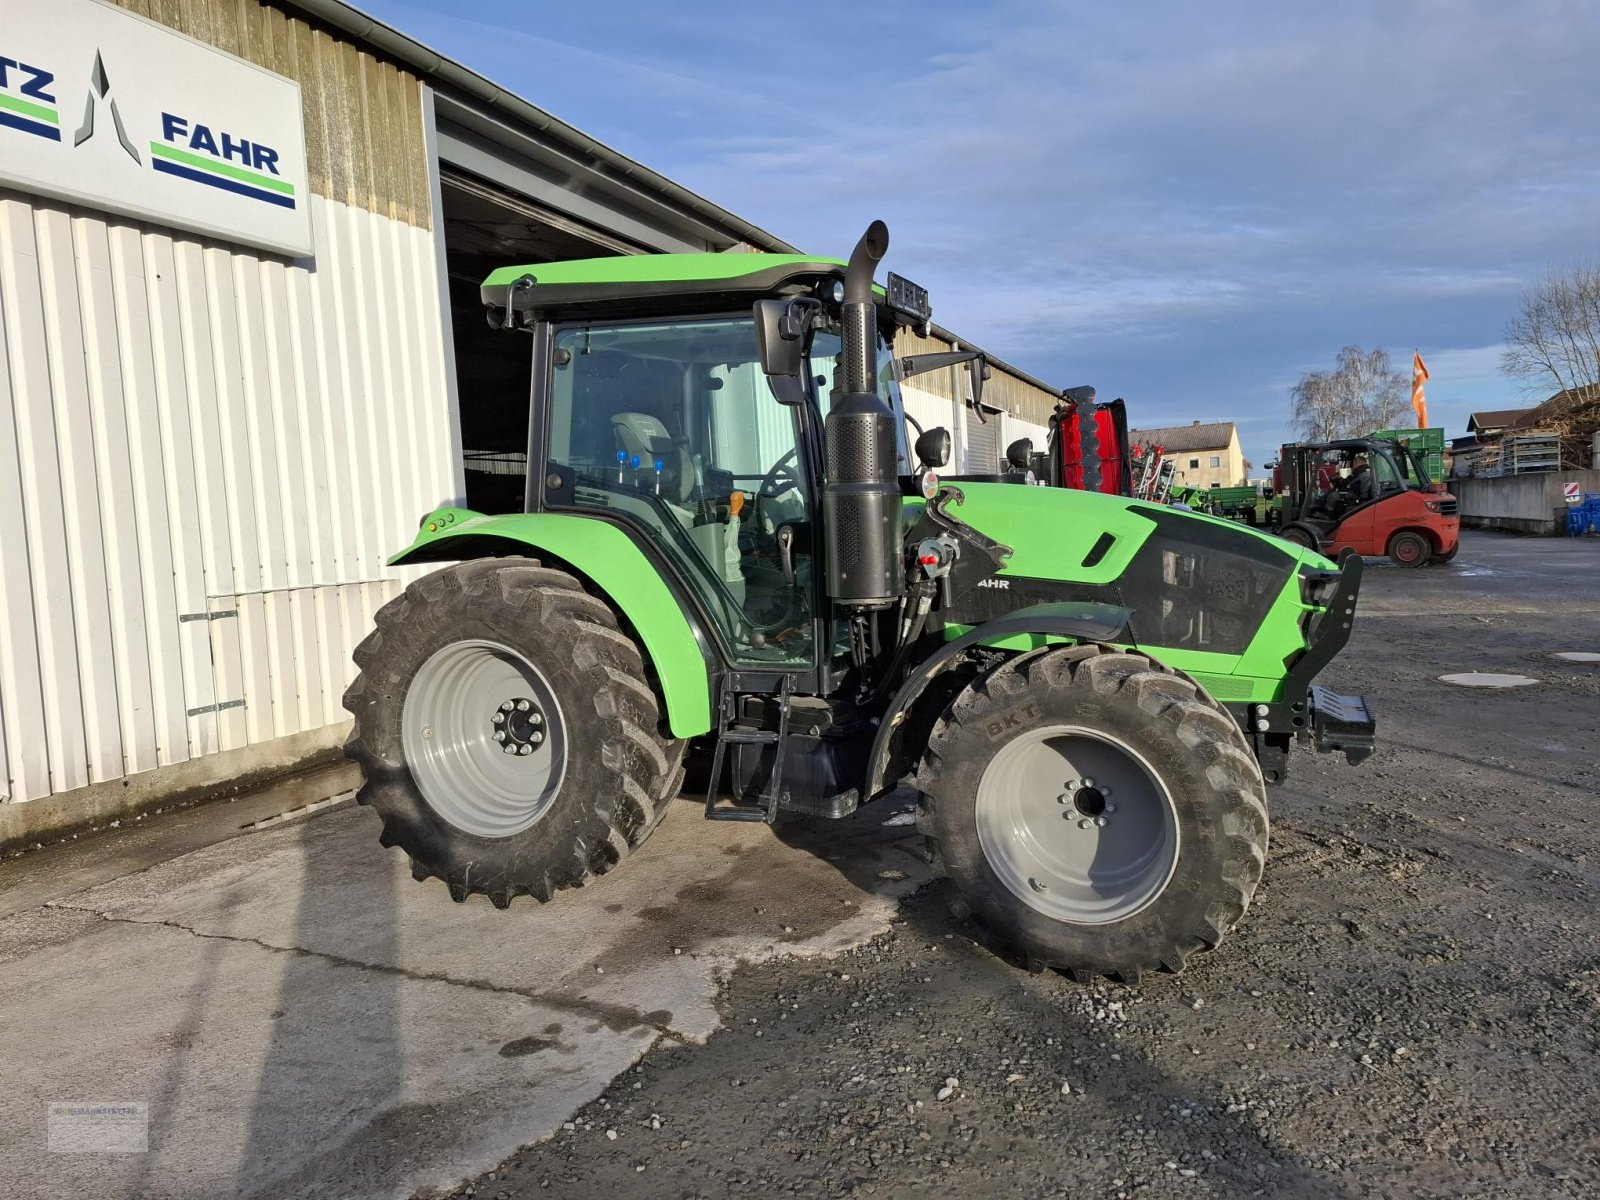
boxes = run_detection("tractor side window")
[546,317,816,667]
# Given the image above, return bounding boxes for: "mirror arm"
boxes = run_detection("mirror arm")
[768,376,810,407]
[895,349,984,381]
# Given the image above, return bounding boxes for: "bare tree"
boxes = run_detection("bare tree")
[1501,265,1600,466]
[1501,264,1600,397]
[1289,346,1410,440]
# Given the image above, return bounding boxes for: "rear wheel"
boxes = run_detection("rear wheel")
[916,645,1269,982]
[343,560,684,908]
[1387,529,1431,567]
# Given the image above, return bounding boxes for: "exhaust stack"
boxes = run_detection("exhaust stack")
[823,221,902,609]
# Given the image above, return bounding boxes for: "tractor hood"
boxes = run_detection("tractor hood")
[927,482,1337,695]
[938,482,1335,580]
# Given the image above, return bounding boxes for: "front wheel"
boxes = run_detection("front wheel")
[1387,529,1432,567]
[1430,540,1460,564]
[916,645,1269,983]
[1279,525,1318,550]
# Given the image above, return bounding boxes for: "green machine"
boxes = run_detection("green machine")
[344,223,1375,982]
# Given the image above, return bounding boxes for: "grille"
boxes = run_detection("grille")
[826,417,894,482]
[833,505,860,571]
[1439,497,1458,516]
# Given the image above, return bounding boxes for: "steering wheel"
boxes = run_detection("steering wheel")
[741,447,806,637]
[752,447,802,533]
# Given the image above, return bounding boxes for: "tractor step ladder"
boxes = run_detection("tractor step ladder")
[704,676,791,823]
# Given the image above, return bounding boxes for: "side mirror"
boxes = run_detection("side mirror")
[968,356,990,411]
[915,427,952,469]
[754,297,821,405]
[1006,438,1034,470]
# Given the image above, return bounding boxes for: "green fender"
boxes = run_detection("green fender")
[390,508,713,738]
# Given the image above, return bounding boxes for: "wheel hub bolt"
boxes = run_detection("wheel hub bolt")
[1078,819,1093,830]
[1094,816,1108,828]
[1080,776,1095,788]
[1057,793,1071,805]
[531,732,544,746]
[499,701,516,714]
[492,712,506,726]
[515,699,532,712]
[516,743,532,756]
[493,730,507,743]
[1105,803,1117,814]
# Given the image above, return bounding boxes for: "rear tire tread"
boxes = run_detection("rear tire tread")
[345,558,685,908]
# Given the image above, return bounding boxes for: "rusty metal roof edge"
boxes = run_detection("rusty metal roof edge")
[281,0,799,254]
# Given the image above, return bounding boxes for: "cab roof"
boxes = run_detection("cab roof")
[481,253,855,321]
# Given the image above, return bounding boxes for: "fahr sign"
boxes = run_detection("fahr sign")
[0,0,312,257]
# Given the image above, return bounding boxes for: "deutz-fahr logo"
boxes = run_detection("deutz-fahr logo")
[1,44,297,211]
[976,577,1011,590]
[0,53,61,141]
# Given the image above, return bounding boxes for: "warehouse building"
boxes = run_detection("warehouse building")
[0,0,1060,841]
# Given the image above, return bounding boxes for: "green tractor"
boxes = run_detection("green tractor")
[344,222,1374,982]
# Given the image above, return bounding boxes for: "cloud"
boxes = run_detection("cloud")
[367,0,1600,464]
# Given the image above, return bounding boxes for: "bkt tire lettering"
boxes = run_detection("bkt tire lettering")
[985,702,1041,740]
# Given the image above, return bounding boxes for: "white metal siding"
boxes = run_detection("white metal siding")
[0,188,455,806]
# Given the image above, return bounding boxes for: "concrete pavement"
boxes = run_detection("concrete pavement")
[3,528,1592,1199]
[0,784,929,1199]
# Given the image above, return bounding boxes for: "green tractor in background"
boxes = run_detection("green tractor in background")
[344,222,1375,982]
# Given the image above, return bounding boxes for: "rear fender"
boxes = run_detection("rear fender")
[391,508,714,737]
[863,602,1135,800]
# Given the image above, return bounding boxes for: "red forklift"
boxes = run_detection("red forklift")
[1272,438,1460,566]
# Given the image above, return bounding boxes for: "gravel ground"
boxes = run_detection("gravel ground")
[452,535,1600,1200]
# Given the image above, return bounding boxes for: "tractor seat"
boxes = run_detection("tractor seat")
[612,411,696,504]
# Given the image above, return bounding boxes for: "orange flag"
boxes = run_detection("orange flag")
[1411,351,1429,428]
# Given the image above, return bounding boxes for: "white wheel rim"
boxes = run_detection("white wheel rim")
[975,725,1181,925]
[400,639,567,838]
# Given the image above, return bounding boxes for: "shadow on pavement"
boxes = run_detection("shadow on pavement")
[236,815,404,1198]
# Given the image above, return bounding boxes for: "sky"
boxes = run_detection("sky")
[364,0,1600,469]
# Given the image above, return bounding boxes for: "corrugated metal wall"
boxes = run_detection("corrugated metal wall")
[0,0,454,810]
[0,187,454,806]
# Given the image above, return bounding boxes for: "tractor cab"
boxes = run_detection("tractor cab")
[1274,437,1459,567]
[476,250,936,684]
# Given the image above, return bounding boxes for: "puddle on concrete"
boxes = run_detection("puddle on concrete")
[1551,651,1600,664]
[1437,672,1540,688]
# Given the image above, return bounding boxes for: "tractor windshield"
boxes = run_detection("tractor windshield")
[806,329,912,471]
[1396,445,1434,488]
